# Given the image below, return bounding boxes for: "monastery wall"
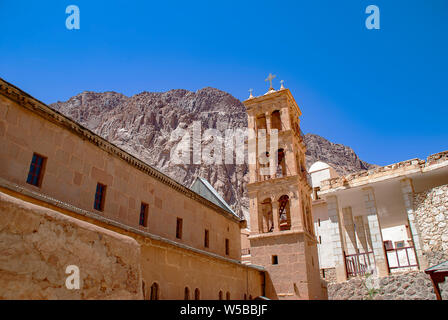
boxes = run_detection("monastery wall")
[413,183,448,266]
[0,92,242,261]
[139,237,264,299]
[0,183,265,300]
[0,191,142,299]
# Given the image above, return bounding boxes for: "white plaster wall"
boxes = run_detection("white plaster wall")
[310,167,339,189]
[382,225,410,245]
[313,202,335,269]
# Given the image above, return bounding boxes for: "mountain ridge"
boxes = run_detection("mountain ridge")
[50,87,376,220]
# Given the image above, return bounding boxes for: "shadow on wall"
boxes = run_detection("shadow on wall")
[264,272,278,300]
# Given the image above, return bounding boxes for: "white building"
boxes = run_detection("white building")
[310,152,448,283]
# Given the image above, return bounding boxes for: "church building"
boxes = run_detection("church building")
[0,77,327,300]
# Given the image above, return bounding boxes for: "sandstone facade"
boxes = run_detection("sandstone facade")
[0,191,142,299]
[0,84,243,262]
[0,78,265,300]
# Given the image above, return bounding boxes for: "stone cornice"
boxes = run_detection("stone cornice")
[319,151,448,195]
[0,77,242,224]
[243,88,302,117]
[248,228,316,242]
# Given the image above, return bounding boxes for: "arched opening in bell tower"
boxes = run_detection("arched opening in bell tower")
[276,149,287,177]
[278,195,291,231]
[256,114,267,131]
[260,198,274,233]
[259,151,270,181]
[271,110,282,131]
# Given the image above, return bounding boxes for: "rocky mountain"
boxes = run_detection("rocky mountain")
[304,133,376,176]
[50,88,375,220]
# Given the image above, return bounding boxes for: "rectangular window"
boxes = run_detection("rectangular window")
[204,229,209,248]
[318,218,321,227]
[395,241,405,248]
[319,235,322,244]
[139,202,148,227]
[26,153,46,187]
[384,240,393,250]
[176,218,183,239]
[225,238,229,256]
[272,255,278,265]
[94,183,106,211]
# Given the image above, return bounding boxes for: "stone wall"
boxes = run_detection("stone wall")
[0,191,143,299]
[413,184,448,266]
[328,271,448,300]
[0,93,242,261]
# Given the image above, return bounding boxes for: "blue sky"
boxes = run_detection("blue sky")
[1,0,447,166]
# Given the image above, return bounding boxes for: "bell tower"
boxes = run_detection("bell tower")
[244,78,326,300]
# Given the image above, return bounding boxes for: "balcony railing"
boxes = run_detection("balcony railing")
[385,245,418,271]
[344,250,375,277]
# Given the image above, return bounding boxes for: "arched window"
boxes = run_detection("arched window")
[256,114,267,131]
[260,198,273,233]
[259,151,270,181]
[194,288,200,300]
[184,287,190,300]
[219,290,223,300]
[249,295,252,300]
[276,149,286,177]
[271,110,282,131]
[150,282,159,300]
[226,291,230,300]
[244,294,247,300]
[278,195,291,231]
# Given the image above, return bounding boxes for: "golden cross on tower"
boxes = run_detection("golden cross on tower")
[265,73,276,90]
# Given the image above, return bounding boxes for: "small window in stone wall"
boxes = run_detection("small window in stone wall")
[139,202,148,227]
[176,218,183,239]
[150,282,159,300]
[272,255,278,265]
[194,288,200,300]
[94,183,106,212]
[26,153,46,187]
[225,238,229,255]
[204,229,209,248]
